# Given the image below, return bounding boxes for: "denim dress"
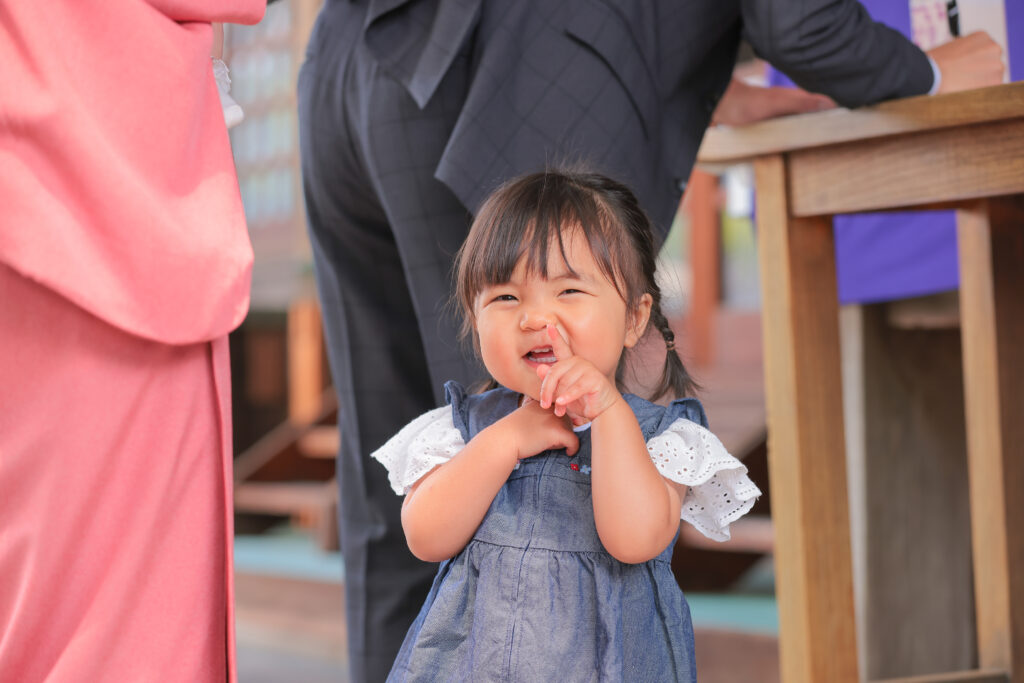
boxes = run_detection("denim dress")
[386,382,710,682]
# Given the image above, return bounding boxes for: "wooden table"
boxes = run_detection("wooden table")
[698,81,1024,683]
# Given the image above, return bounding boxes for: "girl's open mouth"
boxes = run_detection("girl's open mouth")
[525,346,557,364]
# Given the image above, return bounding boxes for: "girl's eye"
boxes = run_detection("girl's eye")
[560,288,583,296]
[492,294,517,303]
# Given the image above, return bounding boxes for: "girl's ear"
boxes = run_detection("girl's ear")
[624,293,653,348]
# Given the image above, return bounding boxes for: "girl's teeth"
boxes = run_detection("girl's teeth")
[528,348,557,363]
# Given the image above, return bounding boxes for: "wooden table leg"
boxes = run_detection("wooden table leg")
[754,155,860,683]
[684,168,721,367]
[957,198,1024,682]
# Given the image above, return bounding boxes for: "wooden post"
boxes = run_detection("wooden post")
[287,298,324,425]
[754,154,859,683]
[685,168,721,367]
[957,198,1024,681]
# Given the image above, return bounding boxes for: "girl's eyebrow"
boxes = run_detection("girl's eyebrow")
[547,269,594,283]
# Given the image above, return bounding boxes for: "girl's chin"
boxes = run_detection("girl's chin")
[521,390,542,404]
[498,377,541,403]
[489,365,544,399]
[514,386,541,403]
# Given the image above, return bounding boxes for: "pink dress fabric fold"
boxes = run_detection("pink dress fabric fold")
[0,1,264,680]
[0,264,235,681]
[0,0,264,343]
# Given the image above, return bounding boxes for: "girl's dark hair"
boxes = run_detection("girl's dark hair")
[453,168,697,401]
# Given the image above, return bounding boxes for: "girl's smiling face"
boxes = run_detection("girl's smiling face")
[473,228,651,400]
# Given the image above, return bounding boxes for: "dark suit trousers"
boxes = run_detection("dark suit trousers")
[298,4,484,681]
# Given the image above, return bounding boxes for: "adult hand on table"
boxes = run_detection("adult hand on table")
[711,77,835,126]
[928,31,1005,94]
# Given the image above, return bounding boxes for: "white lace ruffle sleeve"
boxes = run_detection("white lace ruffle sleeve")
[370,406,466,495]
[646,418,762,542]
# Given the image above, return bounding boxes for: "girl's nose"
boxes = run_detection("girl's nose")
[520,307,554,331]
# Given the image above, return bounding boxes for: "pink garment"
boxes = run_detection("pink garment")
[0,263,235,681]
[0,1,264,680]
[0,0,264,343]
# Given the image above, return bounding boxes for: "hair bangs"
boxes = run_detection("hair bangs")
[452,168,698,399]
[455,170,641,345]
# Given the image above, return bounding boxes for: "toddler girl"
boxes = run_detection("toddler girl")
[372,169,761,681]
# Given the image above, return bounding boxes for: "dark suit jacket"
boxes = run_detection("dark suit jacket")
[355,0,933,236]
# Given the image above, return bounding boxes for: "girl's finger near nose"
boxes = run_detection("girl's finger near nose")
[552,367,589,414]
[545,324,572,360]
[540,360,571,409]
[535,363,553,408]
[555,380,590,413]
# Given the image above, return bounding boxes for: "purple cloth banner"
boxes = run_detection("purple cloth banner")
[767,1,1021,304]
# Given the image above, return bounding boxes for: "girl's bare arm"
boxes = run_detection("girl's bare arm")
[401,403,578,562]
[589,397,683,564]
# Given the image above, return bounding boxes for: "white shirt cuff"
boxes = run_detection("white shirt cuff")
[927,55,942,95]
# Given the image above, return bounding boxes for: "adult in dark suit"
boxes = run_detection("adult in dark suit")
[297,1,1002,679]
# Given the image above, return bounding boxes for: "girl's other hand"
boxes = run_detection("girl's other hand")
[536,325,620,422]
[502,397,579,460]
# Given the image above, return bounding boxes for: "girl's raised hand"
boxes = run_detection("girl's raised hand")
[536,325,620,422]
[503,397,579,460]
